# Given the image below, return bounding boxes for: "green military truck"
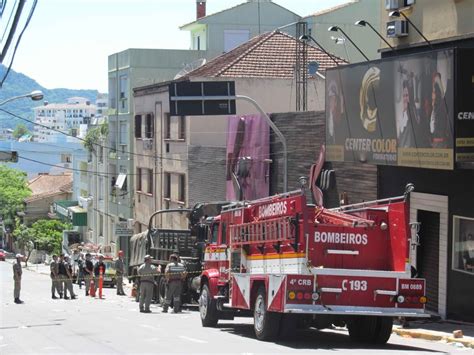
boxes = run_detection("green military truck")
[128,202,228,304]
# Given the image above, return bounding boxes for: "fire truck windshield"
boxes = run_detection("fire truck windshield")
[211,223,219,244]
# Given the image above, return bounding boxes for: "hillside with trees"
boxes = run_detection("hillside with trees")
[0,65,101,130]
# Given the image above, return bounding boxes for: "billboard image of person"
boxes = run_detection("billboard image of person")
[430,73,452,148]
[325,48,454,170]
[327,80,345,145]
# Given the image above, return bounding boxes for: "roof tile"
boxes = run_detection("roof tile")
[187,30,346,80]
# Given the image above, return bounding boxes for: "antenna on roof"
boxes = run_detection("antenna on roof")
[174,58,207,79]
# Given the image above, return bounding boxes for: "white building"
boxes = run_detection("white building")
[33,98,96,143]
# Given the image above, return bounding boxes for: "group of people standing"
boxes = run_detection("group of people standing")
[137,253,186,314]
[12,250,186,315]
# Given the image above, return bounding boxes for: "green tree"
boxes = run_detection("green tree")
[12,123,30,139]
[29,219,72,255]
[83,122,108,153]
[0,166,31,226]
[13,220,35,266]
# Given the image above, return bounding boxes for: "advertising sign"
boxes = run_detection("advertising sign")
[455,49,474,163]
[326,49,454,170]
[114,221,133,237]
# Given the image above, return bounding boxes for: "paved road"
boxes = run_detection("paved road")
[0,261,470,354]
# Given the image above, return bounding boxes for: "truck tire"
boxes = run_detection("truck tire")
[348,316,392,344]
[373,317,393,344]
[347,316,377,342]
[199,284,218,327]
[254,287,281,341]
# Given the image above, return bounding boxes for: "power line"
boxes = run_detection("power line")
[0,108,292,164]
[0,0,37,87]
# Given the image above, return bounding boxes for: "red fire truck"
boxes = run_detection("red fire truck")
[198,186,428,343]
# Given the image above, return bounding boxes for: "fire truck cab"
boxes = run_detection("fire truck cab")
[199,187,428,343]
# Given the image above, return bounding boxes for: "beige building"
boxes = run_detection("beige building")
[132,31,343,231]
[20,173,73,225]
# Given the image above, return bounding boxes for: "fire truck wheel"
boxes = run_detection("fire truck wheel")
[254,287,281,341]
[372,317,393,344]
[347,316,377,342]
[199,284,218,327]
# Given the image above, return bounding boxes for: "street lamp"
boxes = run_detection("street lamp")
[355,20,397,52]
[328,26,370,61]
[388,11,433,49]
[299,34,342,67]
[0,90,44,106]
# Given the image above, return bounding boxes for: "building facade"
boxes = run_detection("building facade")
[304,0,382,63]
[181,0,301,55]
[323,0,474,321]
[131,30,341,233]
[33,97,96,143]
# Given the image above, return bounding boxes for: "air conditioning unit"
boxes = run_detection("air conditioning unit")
[385,0,415,10]
[127,218,134,229]
[387,20,408,38]
[143,138,153,150]
[385,0,404,10]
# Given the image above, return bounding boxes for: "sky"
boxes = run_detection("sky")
[10,0,349,93]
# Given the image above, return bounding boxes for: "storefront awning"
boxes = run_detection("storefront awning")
[68,206,87,226]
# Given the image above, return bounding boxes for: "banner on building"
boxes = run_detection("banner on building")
[226,115,269,201]
[455,48,474,163]
[326,49,454,170]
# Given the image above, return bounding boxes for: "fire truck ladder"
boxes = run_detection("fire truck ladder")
[229,217,295,247]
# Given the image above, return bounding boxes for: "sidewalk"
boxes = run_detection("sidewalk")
[393,318,474,349]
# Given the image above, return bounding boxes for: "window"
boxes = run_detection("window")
[61,153,72,163]
[119,75,128,99]
[134,115,142,138]
[147,169,153,194]
[452,216,474,275]
[145,114,154,138]
[178,174,186,202]
[108,77,116,109]
[119,122,127,144]
[211,223,219,243]
[178,116,186,140]
[164,172,171,198]
[136,168,142,192]
[164,113,171,139]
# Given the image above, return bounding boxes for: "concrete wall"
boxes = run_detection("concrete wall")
[188,77,326,148]
[380,0,474,49]
[188,1,300,56]
[107,48,208,222]
[187,145,227,206]
[307,0,381,62]
[270,111,377,206]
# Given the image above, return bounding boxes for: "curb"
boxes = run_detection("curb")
[393,328,474,348]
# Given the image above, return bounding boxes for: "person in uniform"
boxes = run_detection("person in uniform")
[76,254,84,289]
[162,254,186,313]
[50,254,62,299]
[57,254,68,298]
[63,255,76,299]
[83,253,94,296]
[115,250,126,296]
[13,253,24,304]
[137,255,158,313]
